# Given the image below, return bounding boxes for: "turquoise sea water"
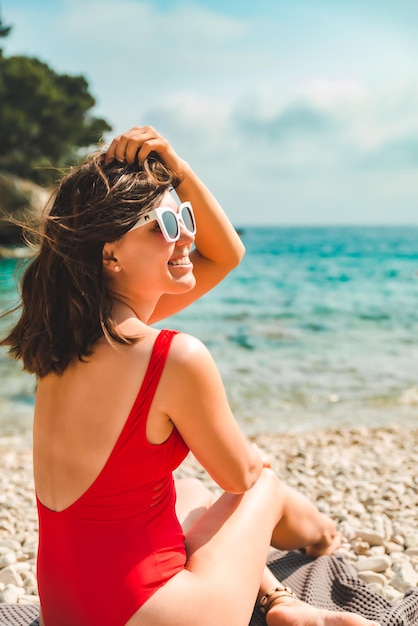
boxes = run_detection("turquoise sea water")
[1,226,418,438]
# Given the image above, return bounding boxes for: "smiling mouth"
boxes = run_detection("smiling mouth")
[168,256,191,266]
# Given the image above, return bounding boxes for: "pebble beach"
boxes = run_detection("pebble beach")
[0,424,417,609]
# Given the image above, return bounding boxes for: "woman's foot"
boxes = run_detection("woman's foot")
[305,515,342,557]
[266,597,381,626]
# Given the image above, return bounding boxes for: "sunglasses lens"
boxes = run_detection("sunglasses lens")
[161,210,179,240]
[181,205,195,233]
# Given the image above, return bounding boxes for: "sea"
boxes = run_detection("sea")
[1,225,418,441]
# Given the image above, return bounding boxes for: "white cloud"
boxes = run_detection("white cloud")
[140,91,235,155]
[3,0,418,224]
[305,79,367,109]
[139,78,418,224]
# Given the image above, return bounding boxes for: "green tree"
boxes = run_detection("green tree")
[0,33,111,185]
[0,13,12,40]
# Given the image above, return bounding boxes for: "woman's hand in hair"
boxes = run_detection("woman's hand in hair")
[104,126,188,179]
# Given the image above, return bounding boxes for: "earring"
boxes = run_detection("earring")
[114,265,120,272]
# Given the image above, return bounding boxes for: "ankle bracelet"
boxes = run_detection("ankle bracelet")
[259,586,298,614]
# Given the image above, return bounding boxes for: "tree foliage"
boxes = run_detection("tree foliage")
[0,19,11,39]
[0,17,111,186]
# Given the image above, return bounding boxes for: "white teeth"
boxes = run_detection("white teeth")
[169,257,190,266]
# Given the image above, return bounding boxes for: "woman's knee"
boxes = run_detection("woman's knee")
[249,467,285,518]
[257,466,282,491]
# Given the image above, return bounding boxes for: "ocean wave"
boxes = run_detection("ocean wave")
[399,387,418,406]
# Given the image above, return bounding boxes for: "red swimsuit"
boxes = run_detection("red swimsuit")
[37,330,189,626]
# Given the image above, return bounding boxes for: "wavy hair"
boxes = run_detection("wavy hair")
[1,153,180,377]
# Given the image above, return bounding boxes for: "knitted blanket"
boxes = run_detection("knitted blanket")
[250,550,418,626]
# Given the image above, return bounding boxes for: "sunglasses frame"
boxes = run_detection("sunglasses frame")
[127,201,196,242]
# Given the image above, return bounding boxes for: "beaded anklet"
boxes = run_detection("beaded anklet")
[259,586,298,615]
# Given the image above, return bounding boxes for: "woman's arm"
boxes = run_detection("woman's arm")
[151,162,245,322]
[150,161,245,323]
[105,126,245,322]
[161,332,263,494]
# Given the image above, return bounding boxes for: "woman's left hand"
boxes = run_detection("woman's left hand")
[104,126,188,179]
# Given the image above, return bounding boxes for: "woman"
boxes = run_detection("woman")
[1,127,380,626]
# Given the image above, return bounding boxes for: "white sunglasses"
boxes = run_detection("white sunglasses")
[128,201,196,242]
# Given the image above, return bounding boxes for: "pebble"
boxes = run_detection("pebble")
[357,571,387,586]
[387,541,407,554]
[354,555,392,573]
[0,584,19,604]
[390,562,418,592]
[0,552,16,568]
[405,534,418,549]
[354,529,384,546]
[0,424,417,606]
[353,540,370,555]
[0,565,24,588]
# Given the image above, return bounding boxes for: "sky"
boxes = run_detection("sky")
[1,0,418,226]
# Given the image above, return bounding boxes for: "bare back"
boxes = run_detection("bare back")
[33,328,174,512]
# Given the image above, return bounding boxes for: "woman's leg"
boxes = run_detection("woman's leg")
[175,475,342,557]
[174,476,217,532]
[268,482,342,555]
[128,471,381,626]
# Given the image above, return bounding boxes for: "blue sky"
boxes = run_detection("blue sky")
[1,0,418,225]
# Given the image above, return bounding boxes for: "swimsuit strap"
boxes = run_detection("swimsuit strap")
[112,329,180,448]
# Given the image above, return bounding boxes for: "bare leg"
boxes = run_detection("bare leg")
[269,482,342,555]
[175,476,341,557]
[175,477,381,626]
[128,472,381,626]
[174,476,217,532]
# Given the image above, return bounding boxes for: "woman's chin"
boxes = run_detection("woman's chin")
[168,264,195,287]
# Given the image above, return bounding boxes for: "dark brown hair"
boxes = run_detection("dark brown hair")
[1,153,180,377]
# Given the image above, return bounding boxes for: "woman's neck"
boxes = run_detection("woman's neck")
[110,298,153,333]
[109,291,158,328]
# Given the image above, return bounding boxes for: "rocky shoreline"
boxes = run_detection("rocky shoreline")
[0,424,417,607]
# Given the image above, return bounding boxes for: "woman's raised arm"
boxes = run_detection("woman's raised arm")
[105,126,245,322]
[152,163,245,321]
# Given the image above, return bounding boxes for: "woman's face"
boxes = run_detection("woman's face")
[104,190,196,302]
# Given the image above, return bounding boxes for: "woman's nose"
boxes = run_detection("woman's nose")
[177,221,195,244]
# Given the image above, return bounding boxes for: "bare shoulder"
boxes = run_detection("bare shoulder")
[162,332,225,402]
[167,332,215,370]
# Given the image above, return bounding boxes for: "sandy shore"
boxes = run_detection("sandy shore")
[0,424,417,606]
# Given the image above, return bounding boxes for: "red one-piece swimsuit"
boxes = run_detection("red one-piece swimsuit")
[36,330,189,626]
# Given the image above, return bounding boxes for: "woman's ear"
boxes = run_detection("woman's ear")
[102,243,120,272]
